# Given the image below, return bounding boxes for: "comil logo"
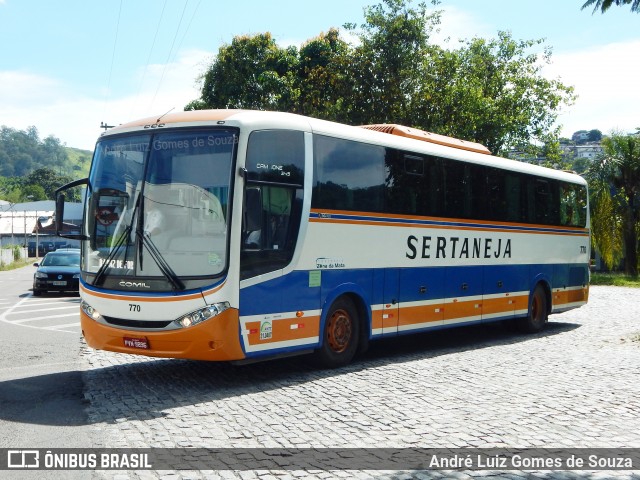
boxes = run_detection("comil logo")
[8,450,39,468]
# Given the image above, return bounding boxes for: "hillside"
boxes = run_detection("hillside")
[64,146,93,178]
[0,125,93,202]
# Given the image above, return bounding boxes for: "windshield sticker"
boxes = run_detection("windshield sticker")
[208,253,221,266]
[98,259,134,270]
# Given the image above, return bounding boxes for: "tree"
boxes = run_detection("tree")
[588,129,603,142]
[418,32,576,154]
[341,0,441,126]
[187,33,299,112]
[24,168,80,201]
[297,28,353,121]
[187,0,575,156]
[0,126,71,177]
[582,0,640,13]
[587,132,640,275]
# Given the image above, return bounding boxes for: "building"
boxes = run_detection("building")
[0,200,83,255]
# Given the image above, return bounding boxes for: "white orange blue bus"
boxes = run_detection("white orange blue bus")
[55,110,590,367]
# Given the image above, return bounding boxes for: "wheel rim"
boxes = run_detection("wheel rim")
[327,308,352,353]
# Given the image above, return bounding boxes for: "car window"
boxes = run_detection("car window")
[41,254,80,267]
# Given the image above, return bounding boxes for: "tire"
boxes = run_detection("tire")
[315,296,360,368]
[518,285,548,333]
[32,289,42,296]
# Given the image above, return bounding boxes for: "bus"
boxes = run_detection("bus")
[55,109,590,367]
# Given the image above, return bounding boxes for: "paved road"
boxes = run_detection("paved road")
[1,264,639,479]
[0,264,91,480]
[79,285,640,479]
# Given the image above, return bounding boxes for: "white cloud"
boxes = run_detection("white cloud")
[430,5,495,47]
[0,49,213,150]
[544,40,640,137]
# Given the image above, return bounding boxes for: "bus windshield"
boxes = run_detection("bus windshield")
[83,129,237,289]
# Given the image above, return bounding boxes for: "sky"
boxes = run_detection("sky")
[0,0,638,151]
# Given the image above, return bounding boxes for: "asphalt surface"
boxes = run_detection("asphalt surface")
[0,263,91,479]
[81,285,640,479]
[1,263,639,479]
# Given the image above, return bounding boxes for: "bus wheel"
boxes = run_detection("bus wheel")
[518,285,548,333]
[315,297,360,368]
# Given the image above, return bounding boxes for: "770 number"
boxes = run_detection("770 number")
[129,304,141,312]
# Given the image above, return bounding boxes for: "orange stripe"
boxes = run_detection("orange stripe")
[311,217,588,236]
[399,304,443,326]
[443,299,482,321]
[244,316,320,346]
[553,287,589,306]
[310,209,589,236]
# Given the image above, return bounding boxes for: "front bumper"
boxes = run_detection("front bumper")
[80,307,245,361]
[34,278,80,292]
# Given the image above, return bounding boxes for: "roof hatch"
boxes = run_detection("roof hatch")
[359,124,491,155]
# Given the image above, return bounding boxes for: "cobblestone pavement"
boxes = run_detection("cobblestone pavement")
[81,286,640,479]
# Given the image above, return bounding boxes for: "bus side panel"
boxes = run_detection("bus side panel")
[238,271,322,358]
[551,263,589,312]
[482,264,530,322]
[397,267,446,334]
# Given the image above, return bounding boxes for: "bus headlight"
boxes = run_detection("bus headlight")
[81,300,102,321]
[174,302,230,328]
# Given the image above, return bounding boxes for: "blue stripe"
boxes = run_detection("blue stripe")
[239,263,588,316]
[310,212,588,236]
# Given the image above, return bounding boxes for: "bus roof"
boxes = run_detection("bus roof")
[102,109,586,186]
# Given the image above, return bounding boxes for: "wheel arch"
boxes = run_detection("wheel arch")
[319,283,371,353]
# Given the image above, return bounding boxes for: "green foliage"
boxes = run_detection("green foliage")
[188,0,575,157]
[297,28,353,121]
[194,33,300,112]
[586,132,640,275]
[582,0,640,13]
[0,126,68,176]
[588,129,603,142]
[0,126,91,203]
[421,32,575,155]
[590,273,640,287]
[590,186,624,269]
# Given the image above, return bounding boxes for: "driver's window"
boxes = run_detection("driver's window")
[240,185,301,279]
[240,129,305,280]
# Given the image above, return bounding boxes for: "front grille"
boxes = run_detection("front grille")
[102,316,173,329]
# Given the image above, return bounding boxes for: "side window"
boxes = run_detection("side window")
[484,168,507,221]
[531,178,560,225]
[385,151,443,217]
[504,173,523,223]
[312,135,385,212]
[560,183,587,227]
[442,159,475,219]
[241,130,304,280]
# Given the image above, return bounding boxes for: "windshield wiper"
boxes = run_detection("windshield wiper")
[137,231,185,291]
[92,193,141,287]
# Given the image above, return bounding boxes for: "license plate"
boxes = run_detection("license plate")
[123,337,149,349]
[52,281,67,286]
